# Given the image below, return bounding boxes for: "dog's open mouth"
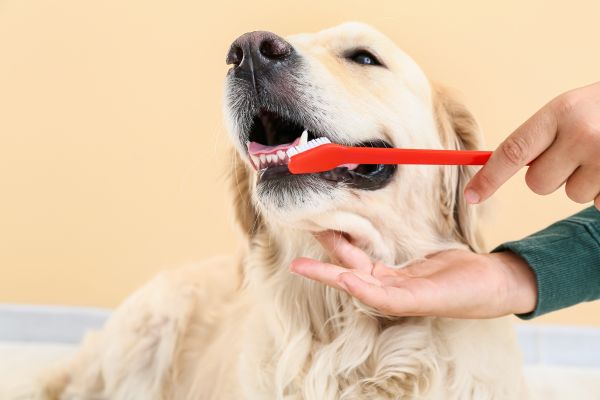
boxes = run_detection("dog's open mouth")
[246,110,396,190]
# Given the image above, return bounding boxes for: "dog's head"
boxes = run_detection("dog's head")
[224,23,482,260]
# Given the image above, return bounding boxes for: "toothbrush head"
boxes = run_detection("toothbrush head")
[286,137,347,174]
[286,137,331,158]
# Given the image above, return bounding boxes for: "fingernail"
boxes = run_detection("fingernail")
[289,263,300,274]
[336,275,349,290]
[464,189,480,204]
[290,269,304,277]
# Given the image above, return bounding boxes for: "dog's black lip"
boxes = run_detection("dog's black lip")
[257,140,397,191]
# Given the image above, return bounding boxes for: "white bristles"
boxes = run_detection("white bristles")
[286,137,331,158]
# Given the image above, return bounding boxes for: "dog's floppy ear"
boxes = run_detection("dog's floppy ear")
[229,151,263,237]
[433,85,484,251]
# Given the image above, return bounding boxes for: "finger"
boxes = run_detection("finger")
[564,165,600,203]
[315,231,373,273]
[291,258,380,287]
[595,194,600,211]
[371,260,399,279]
[465,105,558,203]
[524,135,580,195]
[290,258,349,289]
[337,272,420,316]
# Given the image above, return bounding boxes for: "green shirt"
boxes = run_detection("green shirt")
[494,206,600,319]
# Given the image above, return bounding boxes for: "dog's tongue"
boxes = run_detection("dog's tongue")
[247,137,301,156]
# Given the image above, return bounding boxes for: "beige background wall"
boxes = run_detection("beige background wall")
[1,0,599,325]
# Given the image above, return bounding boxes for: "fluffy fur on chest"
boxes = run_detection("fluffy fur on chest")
[230,227,522,400]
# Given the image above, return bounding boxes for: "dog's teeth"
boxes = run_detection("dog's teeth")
[277,150,285,160]
[299,129,308,146]
[284,136,333,160]
[260,154,266,164]
[251,155,259,168]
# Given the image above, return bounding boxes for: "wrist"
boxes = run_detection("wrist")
[488,251,538,315]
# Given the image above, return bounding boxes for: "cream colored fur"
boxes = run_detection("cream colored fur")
[38,23,527,400]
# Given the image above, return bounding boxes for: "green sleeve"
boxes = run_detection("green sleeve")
[493,207,600,320]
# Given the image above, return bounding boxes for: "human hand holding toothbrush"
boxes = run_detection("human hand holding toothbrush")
[465,81,600,209]
[293,82,600,318]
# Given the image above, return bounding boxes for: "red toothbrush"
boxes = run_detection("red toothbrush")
[286,137,492,174]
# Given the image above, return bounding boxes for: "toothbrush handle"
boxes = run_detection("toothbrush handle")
[347,147,492,165]
[288,144,494,174]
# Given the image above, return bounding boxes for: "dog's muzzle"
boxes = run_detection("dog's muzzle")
[224,31,396,192]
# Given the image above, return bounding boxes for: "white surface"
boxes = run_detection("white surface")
[0,342,75,399]
[0,304,109,343]
[516,324,600,367]
[525,365,600,400]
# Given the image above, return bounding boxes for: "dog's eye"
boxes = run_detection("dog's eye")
[347,50,382,66]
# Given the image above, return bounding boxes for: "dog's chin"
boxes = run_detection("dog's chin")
[254,181,397,262]
[250,152,396,227]
[254,174,343,220]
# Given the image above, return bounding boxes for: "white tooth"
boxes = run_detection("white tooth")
[260,154,266,163]
[267,154,274,163]
[251,155,259,167]
[299,129,308,146]
[277,150,285,160]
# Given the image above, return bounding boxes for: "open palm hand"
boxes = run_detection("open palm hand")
[291,231,537,318]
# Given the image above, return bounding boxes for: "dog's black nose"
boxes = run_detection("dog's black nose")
[226,31,293,74]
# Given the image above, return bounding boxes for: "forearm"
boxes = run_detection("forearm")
[493,207,600,319]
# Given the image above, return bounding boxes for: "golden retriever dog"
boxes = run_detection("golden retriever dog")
[40,22,526,400]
